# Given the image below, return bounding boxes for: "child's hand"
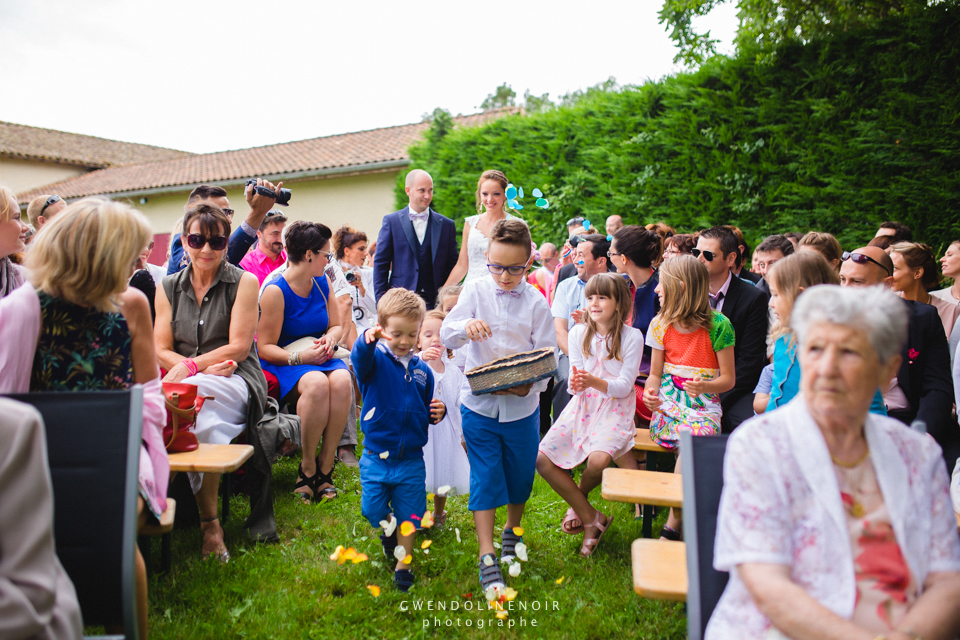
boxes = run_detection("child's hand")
[492,382,533,397]
[642,386,661,411]
[365,324,388,344]
[684,375,705,398]
[569,365,589,393]
[430,399,446,423]
[570,308,587,324]
[465,319,492,342]
[421,346,443,362]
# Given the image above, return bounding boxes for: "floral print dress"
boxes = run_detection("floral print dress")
[645,309,735,449]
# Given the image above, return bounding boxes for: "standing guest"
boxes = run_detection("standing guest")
[695,227,770,432]
[26,194,67,230]
[239,210,287,285]
[875,220,912,243]
[375,170,458,307]
[840,246,957,471]
[365,239,377,268]
[890,242,960,340]
[724,226,760,284]
[708,286,960,640]
[933,240,960,305]
[444,170,524,288]
[754,234,795,294]
[352,289,445,592]
[552,234,610,417]
[334,225,378,337]
[136,240,167,285]
[797,231,843,271]
[155,203,268,562]
[538,274,642,556]
[643,255,735,540]
[605,215,624,237]
[662,233,697,260]
[441,219,556,596]
[528,242,559,297]
[645,221,676,241]
[783,231,805,249]
[1,197,167,640]
[167,181,281,275]
[550,225,588,303]
[0,186,28,298]
[257,221,351,503]
[566,216,586,236]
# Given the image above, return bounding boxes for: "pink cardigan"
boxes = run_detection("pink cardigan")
[0,284,169,518]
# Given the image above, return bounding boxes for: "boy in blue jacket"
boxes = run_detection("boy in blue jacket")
[351,287,445,592]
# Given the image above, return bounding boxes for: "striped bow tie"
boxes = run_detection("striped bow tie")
[408,210,428,222]
[496,288,521,299]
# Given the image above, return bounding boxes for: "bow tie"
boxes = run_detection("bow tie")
[408,210,428,222]
[496,288,521,299]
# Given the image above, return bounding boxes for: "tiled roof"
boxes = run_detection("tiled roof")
[0,120,192,168]
[16,109,518,203]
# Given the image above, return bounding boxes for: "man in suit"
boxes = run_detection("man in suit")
[696,227,771,433]
[373,170,458,308]
[840,245,958,471]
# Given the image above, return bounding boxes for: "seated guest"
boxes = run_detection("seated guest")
[841,246,957,471]
[890,242,960,340]
[0,186,28,299]
[26,193,67,230]
[753,234,795,294]
[662,232,697,261]
[239,210,287,285]
[724,226,760,284]
[708,285,960,639]
[0,197,167,640]
[155,203,268,561]
[0,399,83,640]
[333,225,377,341]
[797,231,843,271]
[257,221,351,502]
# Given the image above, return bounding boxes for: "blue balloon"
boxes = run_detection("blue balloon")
[536,198,548,208]
[607,234,613,241]
[532,188,543,198]
[506,186,518,200]
[518,187,524,199]
[583,220,591,230]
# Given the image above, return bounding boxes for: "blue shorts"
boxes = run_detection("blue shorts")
[462,405,540,511]
[359,452,427,529]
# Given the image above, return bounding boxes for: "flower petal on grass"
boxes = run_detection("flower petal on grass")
[329,545,344,561]
[339,548,358,565]
[455,528,462,543]
[508,562,522,577]
[496,611,509,620]
[484,586,499,601]
[352,553,369,564]
[366,585,381,597]
[380,515,397,537]
[556,576,565,584]
[503,587,518,601]
[400,521,416,537]
[515,542,528,562]
[402,554,413,565]
[423,548,430,554]
[421,540,432,549]
[427,492,435,501]
[421,511,434,528]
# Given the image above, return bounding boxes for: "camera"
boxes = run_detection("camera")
[246,179,292,206]
[344,271,357,283]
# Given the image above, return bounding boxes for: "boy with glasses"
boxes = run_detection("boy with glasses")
[441,219,556,597]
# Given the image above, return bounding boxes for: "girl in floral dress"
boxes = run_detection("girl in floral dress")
[537,274,644,556]
[642,255,735,540]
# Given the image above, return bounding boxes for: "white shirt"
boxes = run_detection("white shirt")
[551,276,588,330]
[567,323,644,399]
[409,206,429,244]
[146,262,167,286]
[441,277,557,422]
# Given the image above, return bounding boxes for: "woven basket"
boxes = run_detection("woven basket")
[465,348,558,395]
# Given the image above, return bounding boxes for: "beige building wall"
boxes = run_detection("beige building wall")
[0,157,88,195]
[118,169,403,240]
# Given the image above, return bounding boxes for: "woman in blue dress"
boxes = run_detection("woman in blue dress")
[258,221,352,502]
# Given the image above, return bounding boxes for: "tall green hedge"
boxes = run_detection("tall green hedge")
[396,2,960,251]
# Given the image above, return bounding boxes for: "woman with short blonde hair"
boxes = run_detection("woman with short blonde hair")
[0,186,28,298]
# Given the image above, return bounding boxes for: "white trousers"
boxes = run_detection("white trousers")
[182,372,249,493]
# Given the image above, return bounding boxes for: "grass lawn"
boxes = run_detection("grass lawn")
[143,451,687,639]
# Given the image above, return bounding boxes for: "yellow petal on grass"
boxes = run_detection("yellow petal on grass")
[503,587,518,601]
[421,540,432,550]
[496,611,509,620]
[366,585,381,597]
[400,521,416,537]
[402,554,413,565]
[339,548,358,565]
[556,576,565,585]
[421,511,434,528]
[512,527,524,536]
[352,553,369,564]
[329,545,344,561]
[427,492,435,501]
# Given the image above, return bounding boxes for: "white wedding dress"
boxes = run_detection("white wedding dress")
[463,214,524,283]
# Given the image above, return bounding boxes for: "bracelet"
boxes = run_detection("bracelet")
[287,351,295,366]
[182,358,198,376]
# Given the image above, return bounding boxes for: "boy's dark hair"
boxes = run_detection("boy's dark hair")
[756,234,796,257]
[489,219,532,257]
[285,220,333,264]
[187,184,228,204]
[699,226,739,258]
[579,233,611,263]
[879,221,912,242]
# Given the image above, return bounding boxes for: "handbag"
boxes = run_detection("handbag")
[280,276,349,360]
[162,382,213,453]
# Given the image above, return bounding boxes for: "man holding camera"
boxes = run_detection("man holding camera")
[167,179,286,275]
[240,211,288,286]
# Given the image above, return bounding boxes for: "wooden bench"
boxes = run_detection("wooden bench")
[632,538,687,601]
[138,499,176,574]
[167,443,253,524]
[634,428,670,453]
[602,468,683,507]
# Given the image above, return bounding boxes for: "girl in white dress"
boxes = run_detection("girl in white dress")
[443,170,524,287]
[437,285,467,372]
[536,274,643,556]
[417,309,471,525]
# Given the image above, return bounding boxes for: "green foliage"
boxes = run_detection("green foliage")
[481,83,517,110]
[399,3,960,252]
[661,0,932,66]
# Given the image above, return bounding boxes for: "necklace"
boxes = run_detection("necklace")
[832,448,871,518]
[831,447,870,468]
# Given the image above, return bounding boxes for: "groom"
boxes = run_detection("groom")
[373,170,458,309]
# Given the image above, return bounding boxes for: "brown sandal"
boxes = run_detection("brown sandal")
[561,507,584,535]
[580,511,613,557]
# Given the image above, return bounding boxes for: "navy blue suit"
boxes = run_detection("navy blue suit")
[373,207,458,308]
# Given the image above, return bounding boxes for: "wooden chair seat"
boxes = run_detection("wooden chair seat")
[601,468,683,508]
[634,428,670,453]
[167,443,253,473]
[632,538,687,601]
[139,499,176,536]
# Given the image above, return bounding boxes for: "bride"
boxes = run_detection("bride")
[443,170,526,286]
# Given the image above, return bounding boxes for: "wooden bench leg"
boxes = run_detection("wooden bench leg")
[641,452,658,539]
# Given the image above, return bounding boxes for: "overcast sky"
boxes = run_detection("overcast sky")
[1,0,738,154]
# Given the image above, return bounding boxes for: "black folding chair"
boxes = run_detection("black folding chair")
[6,388,142,640]
[680,431,730,640]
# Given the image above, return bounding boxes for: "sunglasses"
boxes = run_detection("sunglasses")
[487,263,528,276]
[40,195,62,216]
[842,251,892,276]
[691,248,716,261]
[186,233,228,251]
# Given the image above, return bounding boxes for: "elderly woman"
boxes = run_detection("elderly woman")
[155,203,267,562]
[707,285,960,639]
[0,197,167,640]
[257,221,351,503]
[0,186,29,298]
